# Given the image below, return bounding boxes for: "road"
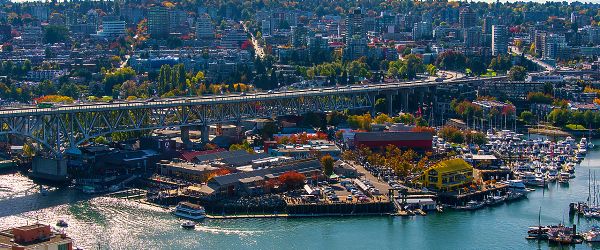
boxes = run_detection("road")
[509,46,555,71]
[241,21,265,59]
[0,73,504,117]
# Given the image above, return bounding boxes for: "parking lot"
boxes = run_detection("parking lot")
[319,178,388,203]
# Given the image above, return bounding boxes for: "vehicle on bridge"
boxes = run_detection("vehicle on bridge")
[36,102,54,108]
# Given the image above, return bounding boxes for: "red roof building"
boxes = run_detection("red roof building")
[354,131,433,151]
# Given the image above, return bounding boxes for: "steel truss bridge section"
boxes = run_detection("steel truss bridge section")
[0,90,377,156]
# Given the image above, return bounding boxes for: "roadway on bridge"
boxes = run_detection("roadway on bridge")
[0,72,504,117]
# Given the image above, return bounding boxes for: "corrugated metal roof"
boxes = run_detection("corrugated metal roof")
[212,159,322,187]
[354,131,433,142]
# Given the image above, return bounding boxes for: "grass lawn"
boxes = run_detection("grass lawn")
[480,70,497,78]
[565,124,587,131]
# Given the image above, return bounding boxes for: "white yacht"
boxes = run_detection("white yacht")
[173,202,206,220]
[521,172,547,187]
[507,180,528,193]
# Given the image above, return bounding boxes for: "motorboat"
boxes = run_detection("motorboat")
[485,195,506,206]
[173,202,206,220]
[584,226,600,242]
[181,220,196,229]
[521,172,547,187]
[56,219,68,227]
[456,200,485,210]
[507,180,528,193]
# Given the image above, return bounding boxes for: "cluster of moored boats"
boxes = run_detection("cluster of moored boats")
[527,224,583,244]
[454,189,526,210]
[511,136,590,188]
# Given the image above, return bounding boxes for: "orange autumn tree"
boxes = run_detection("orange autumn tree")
[278,171,306,190]
[35,95,74,104]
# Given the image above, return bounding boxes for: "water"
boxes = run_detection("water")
[2,143,600,249]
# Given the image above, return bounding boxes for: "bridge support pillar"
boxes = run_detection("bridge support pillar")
[181,126,191,149]
[400,90,409,112]
[201,124,209,144]
[386,93,394,115]
[369,94,377,117]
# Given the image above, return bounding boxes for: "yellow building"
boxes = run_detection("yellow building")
[418,158,473,192]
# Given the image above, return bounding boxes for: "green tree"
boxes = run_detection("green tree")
[520,111,534,125]
[43,25,69,44]
[321,154,334,177]
[435,50,467,71]
[94,136,109,144]
[508,66,527,81]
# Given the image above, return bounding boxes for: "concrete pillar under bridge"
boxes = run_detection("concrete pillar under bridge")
[369,94,377,117]
[200,124,209,144]
[400,90,410,112]
[386,93,394,115]
[30,156,68,182]
[181,126,191,149]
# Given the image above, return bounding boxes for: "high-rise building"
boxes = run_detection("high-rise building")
[169,10,187,31]
[344,35,367,61]
[459,7,476,29]
[464,27,481,48]
[196,13,214,40]
[534,32,547,56]
[413,21,432,40]
[261,19,271,37]
[148,6,170,38]
[344,8,364,41]
[492,25,508,56]
[98,20,126,38]
[482,16,493,34]
[544,34,567,59]
[291,24,308,47]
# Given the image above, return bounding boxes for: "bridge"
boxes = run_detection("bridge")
[0,76,506,157]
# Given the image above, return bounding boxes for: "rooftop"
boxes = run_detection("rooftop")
[430,158,473,173]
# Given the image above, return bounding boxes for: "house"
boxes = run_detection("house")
[418,158,473,192]
[0,224,73,250]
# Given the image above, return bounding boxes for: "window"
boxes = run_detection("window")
[58,244,69,250]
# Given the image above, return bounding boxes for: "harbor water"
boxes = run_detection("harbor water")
[2,141,600,249]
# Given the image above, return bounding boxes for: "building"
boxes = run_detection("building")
[196,14,215,40]
[27,69,67,81]
[417,158,474,192]
[344,8,364,41]
[204,159,322,197]
[353,131,433,151]
[534,32,547,56]
[459,7,476,29]
[413,21,432,40]
[157,159,218,182]
[477,81,545,101]
[492,25,508,56]
[98,20,126,38]
[482,16,493,34]
[464,27,481,48]
[0,224,73,250]
[220,29,248,49]
[291,24,308,48]
[148,6,170,38]
[343,35,367,61]
[544,34,568,60]
[261,19,271,36]
[269,140,342,160]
